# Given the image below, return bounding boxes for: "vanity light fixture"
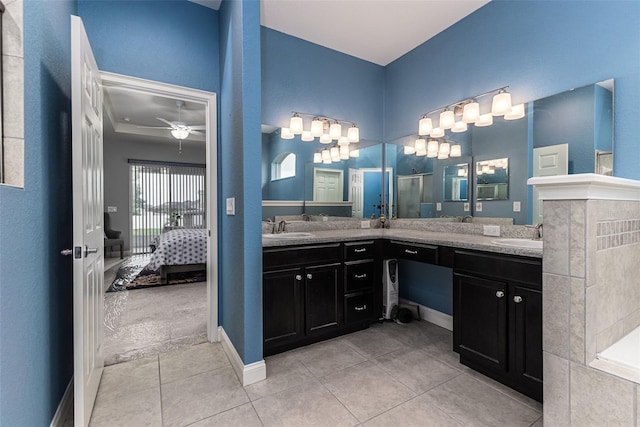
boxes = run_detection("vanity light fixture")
[407,138,462,160]
[417,86,523,136]
[289,113,304,134]
[319,133,332,144]
[284,112,360,143]
[280,127,294,139]
[301,131,314,142]
[313,152,322,163]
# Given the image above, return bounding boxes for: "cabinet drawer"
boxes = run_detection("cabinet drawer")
[344,241,376,261]
[454,250,542,288]
[344,260,375,293]
[345,292,374,324]
[388,240,438,264]
[263,243,341,270]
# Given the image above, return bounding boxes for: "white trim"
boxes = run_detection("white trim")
[50,379,73,427]
[304,201,353,207]
[262,200,305,207]
[399,298,453,331]
[528,173,640,201]
[218,327,266,386]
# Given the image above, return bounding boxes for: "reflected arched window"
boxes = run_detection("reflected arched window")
[271,152,296,181]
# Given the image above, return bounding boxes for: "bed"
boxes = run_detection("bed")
[149,228,207,283]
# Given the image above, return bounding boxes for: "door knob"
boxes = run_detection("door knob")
[84,246,98,257]
[496,290,505,298]
[60,249,73,256]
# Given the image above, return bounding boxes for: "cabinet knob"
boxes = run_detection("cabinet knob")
[295,275,302,281]
[306,273,313,280]
[514,295,523,303]
[496,290,505,298]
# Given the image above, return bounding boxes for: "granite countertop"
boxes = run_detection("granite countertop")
[262,228,543,258]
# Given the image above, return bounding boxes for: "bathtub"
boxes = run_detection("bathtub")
[593,326,640,384]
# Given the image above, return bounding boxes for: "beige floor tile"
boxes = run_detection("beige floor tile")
[244,351,315,401]
[89,386,161,427]
[160,342,230,384]
[161,366,249,427]
[96,355,159,401]
[422,374,541,426]
[338,327,413,359]
[252,380,358,427]
[189,403,263,426]
[374,348,461,393]
[295,339,367,378]
[321,360,416,422]
[364,393,462,427]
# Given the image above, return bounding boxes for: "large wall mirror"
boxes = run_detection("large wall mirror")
[385,79,614,224]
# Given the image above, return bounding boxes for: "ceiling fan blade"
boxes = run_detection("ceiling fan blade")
[189,130,205,135]
[136,125,173,129]
[188,125,206,130]
[156,117,177,128]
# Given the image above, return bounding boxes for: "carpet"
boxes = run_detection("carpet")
[108,255,205,292]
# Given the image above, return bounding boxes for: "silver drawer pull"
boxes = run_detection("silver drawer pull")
[354,248,367,253]
[354,274,367,279]
[496,290,505,298]
[295,275,302,281]
[354,305,367,311]
[405,249,418,255]
[514,296,523,303]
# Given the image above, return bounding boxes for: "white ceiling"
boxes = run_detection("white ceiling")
[260,0,490,66]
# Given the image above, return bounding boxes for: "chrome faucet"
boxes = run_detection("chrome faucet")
[526,223,543,240]
[462,215,473,223]
[276,220,287,233]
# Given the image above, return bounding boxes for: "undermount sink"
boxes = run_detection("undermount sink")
[492,238,543,249]
[263,232,315,239]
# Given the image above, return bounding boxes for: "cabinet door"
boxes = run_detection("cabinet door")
[454,273,508,374]
[263,267,304,349]
[305,263,343,335]
[511,283,543,400]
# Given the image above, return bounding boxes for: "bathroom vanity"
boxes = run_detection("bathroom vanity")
[263,228,543,401]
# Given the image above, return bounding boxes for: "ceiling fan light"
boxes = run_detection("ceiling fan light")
[289,115,304,134]
[475,113,493,127]
[491,91,512,116]
[504,103,525,120]
[310,119,324,137]
[347,125,360,142]
[171,128,189,140]
[418,117,433,135]
[301,131,314,142]
[462,101,480,123]
[439,110,455,130]
[329,122,342,140]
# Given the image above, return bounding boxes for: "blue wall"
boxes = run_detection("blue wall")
[385,1,640,180]
[218,0,263,364]
[0,1,77,425]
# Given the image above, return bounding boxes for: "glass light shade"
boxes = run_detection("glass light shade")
[347,125,360,142]
[349,149,360,158]
[430,127,445,138]
[338,136,349,145]
[329,122,342,140]
[504,103,525,120]
[321,149,331,161]
[462,102,480,123]
[427,150,438,158]
[427,139,439,154]
[451,121,468,133]
[319,133,332,144]
[487,166,496,174]
[475,113,493,127]
[313,152,322,163]
[418,117,433,135]
[301,131,314,142]
[280,127,294,139]
[330,146,340,161]
[310,119,324,137]
[323,158,332,164]
[171,128,190,140]
[450,144,462,157]
[438,142,450,156]
[416,148,427,157]
[404,145,416,155]
[457,168,466,177]
[414,139,426,152]
[491,91,512,116]
[439,110,455,130]
[339,144,350,159]
[289,115,304,134]
[482,165,490,173]
[437,153,449,159]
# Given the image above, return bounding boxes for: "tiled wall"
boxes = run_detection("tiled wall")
[543,198,640,425]
[1,0,24,187]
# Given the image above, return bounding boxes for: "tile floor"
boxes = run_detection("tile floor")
[89,320,543,426]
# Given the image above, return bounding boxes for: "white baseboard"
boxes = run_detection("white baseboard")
[218,326,266,386]
[50,378,73,427]
[399,298,453,331]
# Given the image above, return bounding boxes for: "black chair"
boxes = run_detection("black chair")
[104,212,124,259]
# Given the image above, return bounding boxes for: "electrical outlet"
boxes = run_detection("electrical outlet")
[476,202,483,212]
[483,225,501,237]
[361,220,370,229]
[436,202,442,211]
[463,202,470,212]
[513,201,521,212]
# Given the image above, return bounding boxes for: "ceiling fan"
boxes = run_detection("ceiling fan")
[137,100,205,152]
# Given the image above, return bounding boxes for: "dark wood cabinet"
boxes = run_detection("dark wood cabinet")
[453,250,542,402]
[304,263,342,335]
[263,267,304,349]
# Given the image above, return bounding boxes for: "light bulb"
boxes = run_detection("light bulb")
[329,121,342,140]
[451,121,468,133]
[313,152,322,163]
[301,131,314,142]
[347,125,359,142]
[171,128,189,140]
[462,101,480,123]
[404,145,416,155]
[475,113,493,127]
[418,117,433,135]
[439,110,455,130]
[504,103,525,120]
[310,119,324,137]
[349,149,360,158]
[450,144,462,157]
[430,127,445,138]
[319,133,332,144]
[289,115,303,134]
[491,91,512,116]
[280,127,294,139]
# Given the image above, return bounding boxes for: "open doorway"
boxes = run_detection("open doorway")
[100,72,217,365]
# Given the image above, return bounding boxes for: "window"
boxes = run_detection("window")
[271,152,296,181]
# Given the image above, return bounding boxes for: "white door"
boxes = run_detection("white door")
[71,15,104,427]
[313,168,343,202]
[532,143,568,223]
[348,168,363,218]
